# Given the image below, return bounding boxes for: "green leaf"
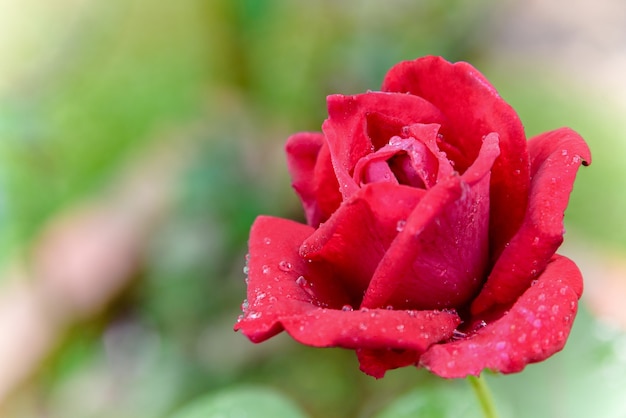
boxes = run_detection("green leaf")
[373,381,485,418]
[169,386,308,418]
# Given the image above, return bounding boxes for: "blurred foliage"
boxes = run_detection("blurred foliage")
[1,0,624,417]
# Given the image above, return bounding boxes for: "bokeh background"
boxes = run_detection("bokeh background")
[1,0,626,417]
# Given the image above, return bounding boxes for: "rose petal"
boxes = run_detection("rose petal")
[282,308,460,351]
[471,128,591,314]
[235,219,461,365]
[356,348,422,379]
[300,183,425,304]
[322,92,446,199]
[382,56,529,260]
[352,134,438,188]
[361,134,499,310]
[235,216,351,342]
[286,134,341,226]
[420,254,583,378]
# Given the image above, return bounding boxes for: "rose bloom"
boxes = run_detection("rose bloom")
[235,56,591,378]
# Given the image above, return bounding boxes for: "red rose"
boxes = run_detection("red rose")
[235,56,591,378]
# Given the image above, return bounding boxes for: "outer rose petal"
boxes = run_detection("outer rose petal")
[322,92,446,199]
[420,255,582,378]
[471,128,591,314]
[235,216,352,342]
[382,56,529,262]
[356,348,422,379]
[236,219,460,365]
[286,134,341,226]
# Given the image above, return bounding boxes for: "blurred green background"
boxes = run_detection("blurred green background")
[1,0,626,417]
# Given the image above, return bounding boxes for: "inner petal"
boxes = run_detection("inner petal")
[361,134,500,310]
[353,134,440,189]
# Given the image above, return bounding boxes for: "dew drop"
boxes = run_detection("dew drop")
[552,305,560,314]
[517,333,527,343]
[452,330,467,339]
[447,360,456,368]
[243,265,250,275]
[263,237,271,245]
[396,324,405,332]
[385,305,394,310]
[559,286,568,295]
[241,299,249,311]
[533,319,542,328]
[538,305,547,312]
[475,320,487,331]
[495,341,507,350]
[262,265,271,274]
[396,220,406,232]
[278,261,293,272]
[342,304,353,311]
[389,137,402,146]
[248,311,262,319]
[359,323,368,331]
[296,276,307,287]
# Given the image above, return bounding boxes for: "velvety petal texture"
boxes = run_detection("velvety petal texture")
[235,56,590,380]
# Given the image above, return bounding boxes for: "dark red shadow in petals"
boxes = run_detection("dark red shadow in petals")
[471,128,591,314]
[420,255,582,378]
[312,142,343,225]
[361,134,499,310]
[300,183,425,304]
[235,216,352,343]
[323,92,446,199]
[286,135,341,227]
[382,56,529,265]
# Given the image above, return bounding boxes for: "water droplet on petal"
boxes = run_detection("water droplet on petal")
[278,261,292,272]
[452,330,467,340]
[396,220,406,232]
[385,305,394,310]
[552,305,560,314]
[241,299,249,311]
[295,276,307,286]
[262,265,271,274]
[396,324,405,332]
[263,237,271,245]
[342,304,353,311]
[517,333,527,343]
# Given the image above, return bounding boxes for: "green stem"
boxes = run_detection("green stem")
[467,374,499,418]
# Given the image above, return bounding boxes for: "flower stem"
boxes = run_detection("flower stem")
[467,374,499,418]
